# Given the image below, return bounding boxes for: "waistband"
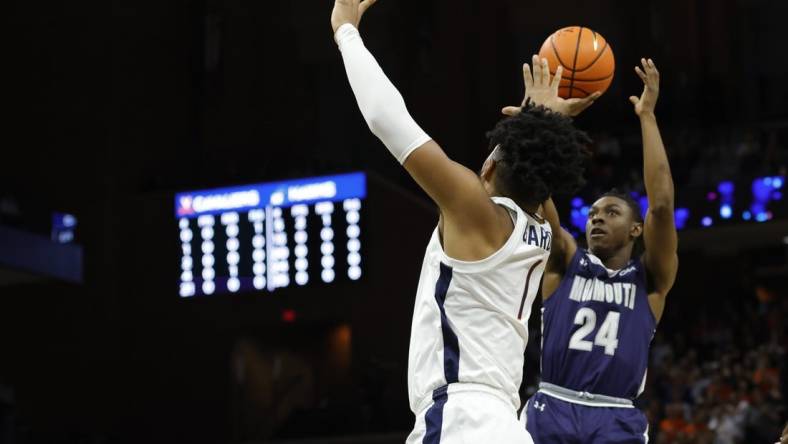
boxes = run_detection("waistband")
[538,382,634,408]
[414,382,519,415]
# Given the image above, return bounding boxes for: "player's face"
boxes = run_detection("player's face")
[585,196,640,257]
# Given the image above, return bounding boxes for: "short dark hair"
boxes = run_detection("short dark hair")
[600,188,645,223]
[486,105,591,206]
[599,188,645,256]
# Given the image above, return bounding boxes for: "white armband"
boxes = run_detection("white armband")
[335,24,431,164]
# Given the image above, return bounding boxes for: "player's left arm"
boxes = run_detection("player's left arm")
[631,59,679,311]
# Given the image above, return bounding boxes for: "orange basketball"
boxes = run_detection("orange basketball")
[538,26,615,99]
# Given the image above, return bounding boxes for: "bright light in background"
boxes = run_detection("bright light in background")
[638,197,649,219]
[570,209,586,233]
[718,181,734,195]
[51,213,79,244]
[321,268,335,283]
[564,175,783,233]
[674,208,690,230]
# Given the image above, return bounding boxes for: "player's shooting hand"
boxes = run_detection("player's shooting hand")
[629,58,660,117]
[779,422,788,444]
[331,0,377,34]
[502,55,600,118]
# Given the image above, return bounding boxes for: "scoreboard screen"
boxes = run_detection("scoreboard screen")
[175,172,366,297]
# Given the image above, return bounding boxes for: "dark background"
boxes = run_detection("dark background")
[3,0,787,443]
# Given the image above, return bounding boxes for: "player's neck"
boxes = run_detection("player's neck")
[509,197,539,215]
[595,247,633,271]
[486,184,539,214]
[520,202,540,215]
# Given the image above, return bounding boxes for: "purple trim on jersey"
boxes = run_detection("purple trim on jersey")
[435,263,459,383]
[422,264,457,443]
[423,385,449,444]
[540,249,656,399]
[519,259,544,319]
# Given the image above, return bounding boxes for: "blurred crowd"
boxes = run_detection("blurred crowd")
[637,287,787,444]
[584,125,788,197]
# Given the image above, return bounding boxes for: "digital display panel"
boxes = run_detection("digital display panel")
[175,172,366,297]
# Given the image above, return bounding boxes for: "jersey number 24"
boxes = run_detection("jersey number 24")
[568,308,620,356]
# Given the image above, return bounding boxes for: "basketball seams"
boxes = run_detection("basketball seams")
[574,86,591,96]
[573,41,610,72]
[560,85,592,96]
[567,27,584,99]
[550,71,614,83]
[542,26,614,99]
[550,35,571,71]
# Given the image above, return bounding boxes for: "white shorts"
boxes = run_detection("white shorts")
[407,385,534,444]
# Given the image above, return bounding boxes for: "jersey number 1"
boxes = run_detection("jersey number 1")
[568,308,620,356]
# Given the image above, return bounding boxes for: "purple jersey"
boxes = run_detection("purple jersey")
[540,248,656,399]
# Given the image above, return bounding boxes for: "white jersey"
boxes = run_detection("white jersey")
[407,197,551,414]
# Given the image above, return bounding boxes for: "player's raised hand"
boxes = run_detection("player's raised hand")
[629,58,660,117]
[502,55,601,117]
[331,0,377,33]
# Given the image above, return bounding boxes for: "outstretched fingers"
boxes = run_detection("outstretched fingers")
[636,58,660,89]
[541,57,551,86]
[635,67,648,85]
[522,62,534,93]
[550,65,563,95]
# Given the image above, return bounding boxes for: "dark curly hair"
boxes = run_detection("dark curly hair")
[486,105,591,207]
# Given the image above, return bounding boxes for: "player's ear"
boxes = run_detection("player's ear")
[630,221,643,240]
[480,156,497,183]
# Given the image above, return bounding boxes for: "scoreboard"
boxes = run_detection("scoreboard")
[175,173,366,297]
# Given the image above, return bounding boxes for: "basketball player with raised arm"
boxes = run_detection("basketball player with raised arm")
[507,57,677,443]
[330,1,599,442]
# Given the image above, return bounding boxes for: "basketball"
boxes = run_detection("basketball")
[539,26,615,99]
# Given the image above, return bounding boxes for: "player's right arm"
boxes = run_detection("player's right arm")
[331,0,510,260]
[630,59,678,322]
[539,197,578,298]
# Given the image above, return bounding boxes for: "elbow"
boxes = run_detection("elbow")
[649,200,674,218]
[364,102,394,138]
[366,115,384,136]
[361,92,407,137]
[647,182,675,217]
